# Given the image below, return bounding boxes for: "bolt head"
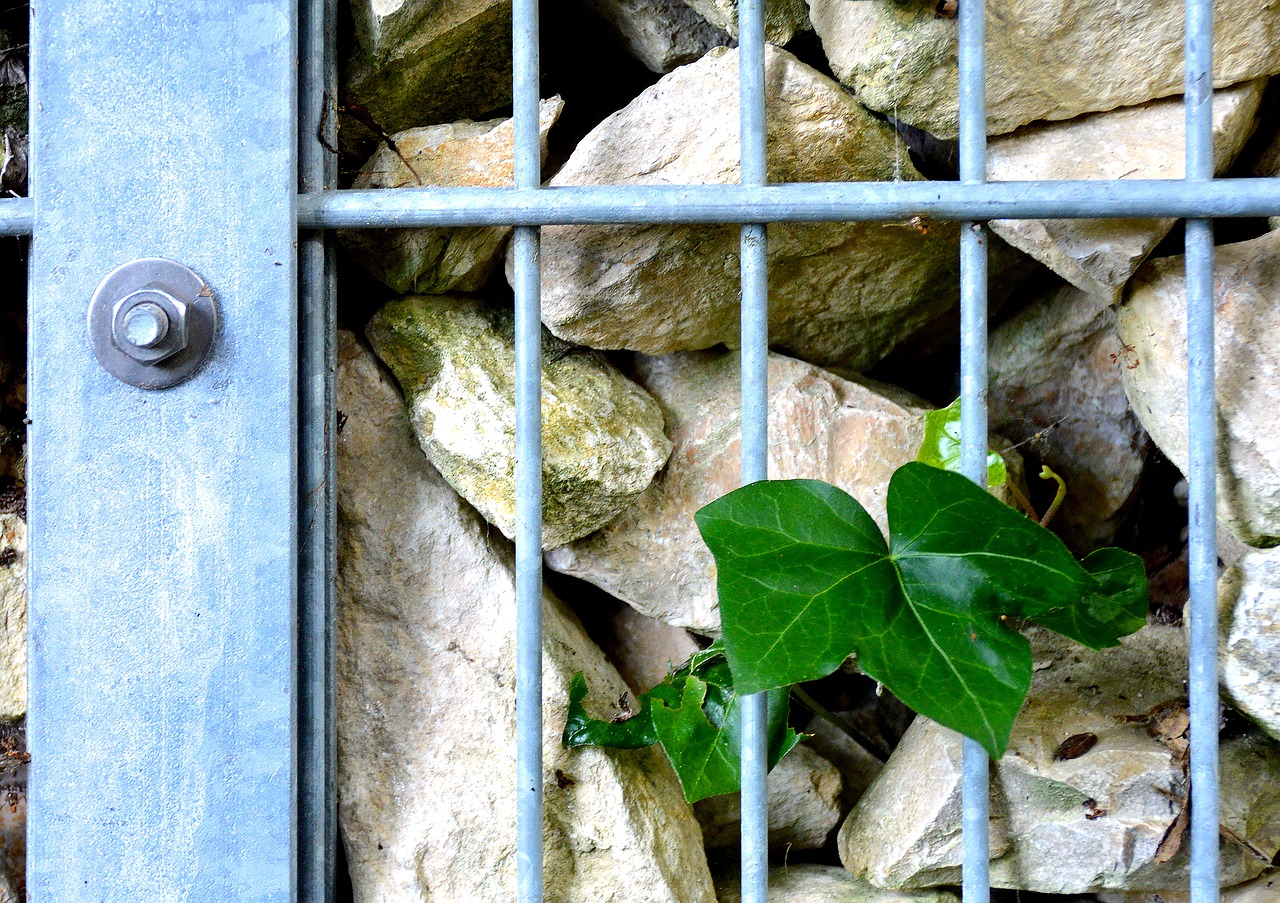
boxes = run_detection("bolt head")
[121,302,169,349]
[111,287,190,365]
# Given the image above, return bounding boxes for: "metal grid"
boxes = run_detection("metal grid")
[0,0,1247,899]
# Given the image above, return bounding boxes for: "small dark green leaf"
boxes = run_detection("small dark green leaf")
[562,672,657,750]
[563,647,801,802]
[697,463,1147,759]
[917,398,1007,488]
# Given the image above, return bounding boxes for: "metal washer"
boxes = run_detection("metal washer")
[87,258,219,390]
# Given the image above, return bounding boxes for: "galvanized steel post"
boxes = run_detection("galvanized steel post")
[737,0,770,899]
[1184,0,1219,899]
[513,0,546,899]
[28,2,300,899]
[299,0,340,899]
[957,0,992,900]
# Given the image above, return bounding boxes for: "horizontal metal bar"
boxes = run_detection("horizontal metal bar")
[0,197,34,235]
[299,179,1280,228]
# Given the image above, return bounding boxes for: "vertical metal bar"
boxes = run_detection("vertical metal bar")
[738,0,769,900]
[28,2,299,899]
[299,0,339,899]
[957,0,991,900]
[513,0,544,898]
[1184,0,1218,899]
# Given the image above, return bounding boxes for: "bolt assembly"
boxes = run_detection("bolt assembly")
[111,288,189,364]
[88,258,219,390]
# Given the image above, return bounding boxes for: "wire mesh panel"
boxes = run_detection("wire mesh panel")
[0,0,1270,899]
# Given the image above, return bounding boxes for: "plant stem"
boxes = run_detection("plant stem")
[790,685,891,763]
[1038,465,1067,528]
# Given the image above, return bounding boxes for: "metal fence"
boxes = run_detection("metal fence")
[0,0,1263,899]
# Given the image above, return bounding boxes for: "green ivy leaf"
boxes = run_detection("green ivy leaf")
[917,398,1008,488]
[695,463,1147,759]
[562,646,801,802]
[563,672,658,750]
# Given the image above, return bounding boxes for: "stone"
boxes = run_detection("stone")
[806,0,1280,139]
[531,45,1028,372]
[336,331,714,903]
[801,713,886,810]
[0,514,23,722]
[589,598,701,694]
[0,723,23,903]
[0,28,25,198]
[988,281,1147,551]
[544,349,930,634]
[341,98,563,294]
[695,743,843,851]
[988,80,1265,302]
[682,0,809,44]
[1117,230,1280,547]
[580,0,731,73]
[1098,871,1280,902]
[1218,547,1280,743]
[365,295,672,550]
[344,0,512,142]
[715,864,960,903]
[838,625,1280,893]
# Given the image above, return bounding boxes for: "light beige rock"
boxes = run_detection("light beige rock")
[989,81,1265,302]
[337,331,714,903]
[0,514,23,722]
[838,625,1280,893]
[801,713,886,810]
[682,0,809,43]
[989,281,1147,551]
[715,864,961,903]
[1218,547,1280,743]
[582,0,731,73]
[544,349,930,634]
[341,99,563,294]
[807,0,1280,139]
[1098,870,1280,902]
[532,45,1026,371]
[695,743,843,851]
[344,0,511,140]
[592,599,701,694]
[1117,230,1280,547]
[366,295,672,550]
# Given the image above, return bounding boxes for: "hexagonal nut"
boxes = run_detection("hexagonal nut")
[111,286,190,365]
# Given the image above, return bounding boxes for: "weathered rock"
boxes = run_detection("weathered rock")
[0,724,23,903]
[532,45,1027,371]
[988,281,1147,551]
[838,625,1280,893]
[580,0,731,73]
[682,0,809,43]
[590,598,701,694]
[341,98,563,294]
[715,864,961,903]
[544,349,930,634]
[0,28,26,198]
[337,331,714,903]
[695,743,843,851]
[989,80,1265,302]
[801,712,887,810]
[0,514,23,722]
[1117,230,1280,547]
[344,0,511,142]
[806,0,1280,139]
[1098,870,1280,903]
[1218,547,1280,743]
[366,295,672,549]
